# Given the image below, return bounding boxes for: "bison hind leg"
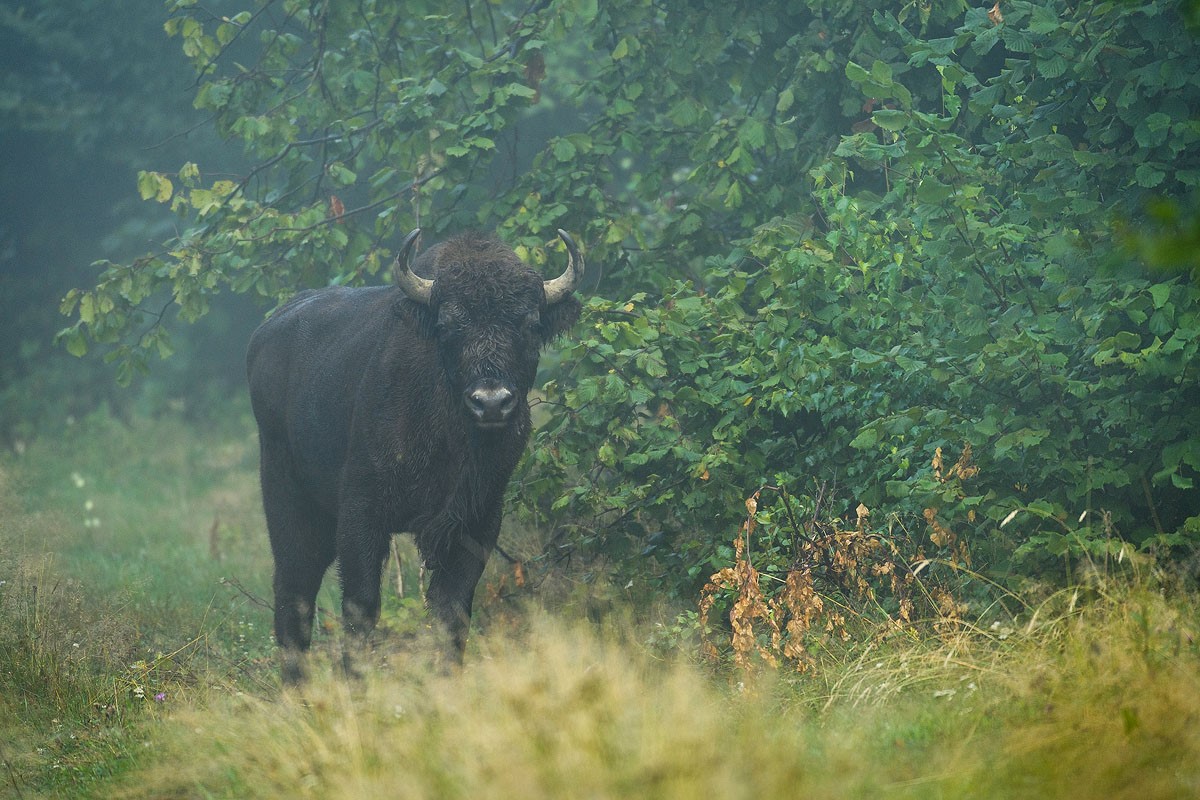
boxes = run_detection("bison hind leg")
[273,551,335,683]
[274,572,328,684]
[260,454,336,684]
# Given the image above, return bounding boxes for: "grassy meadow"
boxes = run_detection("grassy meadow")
[2,411,1199,799]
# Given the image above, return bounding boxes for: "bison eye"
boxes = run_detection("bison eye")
[523,310,541,329]
[436,304,467,335]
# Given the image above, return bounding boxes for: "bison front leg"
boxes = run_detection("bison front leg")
[335,509,391,673]
[424,526,497,663]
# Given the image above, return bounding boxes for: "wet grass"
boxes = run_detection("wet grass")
[2,411,1198,798]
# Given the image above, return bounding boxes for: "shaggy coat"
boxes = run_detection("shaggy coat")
[247,231,581,682]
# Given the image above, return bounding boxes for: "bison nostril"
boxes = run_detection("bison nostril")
[466,385,517,423]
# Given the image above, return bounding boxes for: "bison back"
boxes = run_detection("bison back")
[246,286,401,508]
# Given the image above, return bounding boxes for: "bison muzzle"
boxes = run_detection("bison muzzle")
[246,228,583,682]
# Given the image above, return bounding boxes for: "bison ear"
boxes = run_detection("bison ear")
[539,296,581,344]
[394,296,438,338]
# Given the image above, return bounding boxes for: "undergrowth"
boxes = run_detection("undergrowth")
[2,412,1199,798]
[112,586,1200,800]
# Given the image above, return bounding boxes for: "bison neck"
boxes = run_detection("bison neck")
[388,399,530,566]
[364,335,531,550]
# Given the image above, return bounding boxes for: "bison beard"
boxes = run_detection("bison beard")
[246,229,583,683]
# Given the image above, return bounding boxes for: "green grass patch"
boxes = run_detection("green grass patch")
[2,412,1199,798]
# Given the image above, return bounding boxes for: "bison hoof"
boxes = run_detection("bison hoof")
[280,651,306,686]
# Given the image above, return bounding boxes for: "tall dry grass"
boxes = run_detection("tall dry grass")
[120,615,829,799]
[117,584,1200,800]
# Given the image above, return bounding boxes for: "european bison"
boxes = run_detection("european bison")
[247,228,583,682]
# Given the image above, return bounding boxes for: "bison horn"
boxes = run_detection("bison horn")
[393,228,433,305]
[543,229,584,305]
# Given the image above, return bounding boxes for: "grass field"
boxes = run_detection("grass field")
[2,411,1199,798]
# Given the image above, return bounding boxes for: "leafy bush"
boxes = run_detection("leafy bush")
[513,1,1200,594]
[57,0,1200,597]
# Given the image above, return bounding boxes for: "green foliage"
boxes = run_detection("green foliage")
[514,0,1200,592]
[60,0,1200,592]
[58,0,581,379]
[58,0,965,373]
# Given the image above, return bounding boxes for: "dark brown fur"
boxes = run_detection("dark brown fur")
[246,232,580,682]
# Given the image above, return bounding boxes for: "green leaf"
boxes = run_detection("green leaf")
[328,163,357,186]
[1135,112,1172,148]
[678,213,702,236]
[456,48,484,69]
[61,328,88,357]
[916,178,953,203]
[845,61,870,83]
[724,181,744,209]
[1135,162,1166,188]
[869,60,894,86]
[1148,283,1172,309]
[553,137,577,161]
[667,99,701,127]
[1035,53,1068,79]
[851,347,884,365]
[1028,6,1062,34]
[776,87,795,115]
[850,427,879,449]
[872,109,909,131]
[739,119,767,149]
[994,428,1050,457]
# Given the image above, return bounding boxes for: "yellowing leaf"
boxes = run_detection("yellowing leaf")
[138,171,173,203]
[137,171,158,201]
[156,176,173,203]
[78,294,95,325]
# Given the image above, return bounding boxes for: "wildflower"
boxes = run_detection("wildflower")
[155,693,166,703]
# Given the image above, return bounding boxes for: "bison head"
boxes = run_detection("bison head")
[392,229,583,431]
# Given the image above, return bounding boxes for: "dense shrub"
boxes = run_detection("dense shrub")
[56,0,1200,598]
[513,1,1200,595]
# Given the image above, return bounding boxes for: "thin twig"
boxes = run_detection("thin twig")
[220,576,273,611]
